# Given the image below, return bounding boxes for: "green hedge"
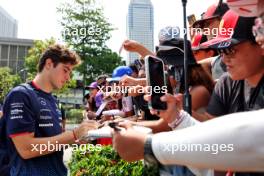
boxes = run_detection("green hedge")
[69,145,159,176]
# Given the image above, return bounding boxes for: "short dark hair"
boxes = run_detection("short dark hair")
[38,44,81,72]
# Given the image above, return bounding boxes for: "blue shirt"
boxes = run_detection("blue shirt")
[3,82,67,176]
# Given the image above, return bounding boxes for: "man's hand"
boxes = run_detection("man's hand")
[112,123,147,162]
[144,93,183,123]
[74,120,99,140]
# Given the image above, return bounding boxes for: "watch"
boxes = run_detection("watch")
[144,135,159,165]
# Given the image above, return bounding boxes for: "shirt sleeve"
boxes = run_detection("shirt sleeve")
[4,90,36,137]
[206,74,230,116]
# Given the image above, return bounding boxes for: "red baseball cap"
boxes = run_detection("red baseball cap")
[227,0,259,17]
[193,1,229,28]
[201,10,256,49]
[191,34,208,51]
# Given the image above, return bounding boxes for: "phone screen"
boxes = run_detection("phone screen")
[146,56,167,110]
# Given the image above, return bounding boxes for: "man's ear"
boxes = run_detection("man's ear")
[45,58,53,70]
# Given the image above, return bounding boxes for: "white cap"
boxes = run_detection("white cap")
[227,0,259,17]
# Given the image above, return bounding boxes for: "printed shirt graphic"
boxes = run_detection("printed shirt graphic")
[3,84,67,176]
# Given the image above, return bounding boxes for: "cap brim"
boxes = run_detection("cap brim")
[192,16,219,28]
[106,77,121,82]
[201,37,242,49]
[157,45,184,52]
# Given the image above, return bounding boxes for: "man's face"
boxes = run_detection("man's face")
[49,62,74,90]
[222,41,264,81]
[193,49,214,61]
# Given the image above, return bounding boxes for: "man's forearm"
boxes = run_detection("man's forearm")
[13,130,76,159]
[152,110,264,171]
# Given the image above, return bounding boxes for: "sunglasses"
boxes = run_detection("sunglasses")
[217,47,236,56]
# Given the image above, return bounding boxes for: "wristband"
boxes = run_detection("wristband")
[168,110,185,130]
[72,129,78,141]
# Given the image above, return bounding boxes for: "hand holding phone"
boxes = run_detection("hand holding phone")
[145,55,167,110]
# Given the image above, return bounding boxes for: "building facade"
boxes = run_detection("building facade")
[0,37,33,74]
[127,0,154,65]
[0,6,18,38]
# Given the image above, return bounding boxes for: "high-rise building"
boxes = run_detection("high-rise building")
[127,0,154,65]
[0,6,18,38]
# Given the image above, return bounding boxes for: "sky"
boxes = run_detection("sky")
[0,0,219,56]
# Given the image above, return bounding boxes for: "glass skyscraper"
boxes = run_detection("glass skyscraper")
[127,0,154,65]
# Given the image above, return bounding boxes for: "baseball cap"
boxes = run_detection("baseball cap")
[201,10,256,49]
[106,66,133,82]
[86,82,98,89]
[156,38,197,66]
[227,0,259,17]
[191,34,208,51]
[158,26,181,44]
[193,1,229,28]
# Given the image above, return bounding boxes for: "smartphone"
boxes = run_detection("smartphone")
[187,14,196,26]
[145,55,167,110]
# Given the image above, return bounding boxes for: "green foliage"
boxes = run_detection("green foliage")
[58,0,122,84]
[24,38,76,94]
[24,38,56,79]
[0,67,22,102]
[69,145,159,176]
[67,109,83,123]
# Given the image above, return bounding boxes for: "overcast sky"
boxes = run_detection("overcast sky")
[0,0,219,55]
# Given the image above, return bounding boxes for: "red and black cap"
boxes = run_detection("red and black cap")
[201,10,256,49]
[191,34,208,51]
[193,1,229,28]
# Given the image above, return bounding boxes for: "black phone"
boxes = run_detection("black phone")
[145,55,167,110]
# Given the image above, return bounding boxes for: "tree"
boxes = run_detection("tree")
[0,67,21,102]
[57,0,122,84]
[25,38,56,80]
[24,38,76,94]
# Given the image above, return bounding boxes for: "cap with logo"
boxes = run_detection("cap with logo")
[201,10,256,49]
[193,1,229,29]
[106,66,133,82]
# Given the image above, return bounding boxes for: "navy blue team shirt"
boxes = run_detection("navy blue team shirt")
[3,82,67,176]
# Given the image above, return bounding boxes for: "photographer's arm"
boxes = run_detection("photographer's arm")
[152,110,264,171]
[123,40,155,58]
